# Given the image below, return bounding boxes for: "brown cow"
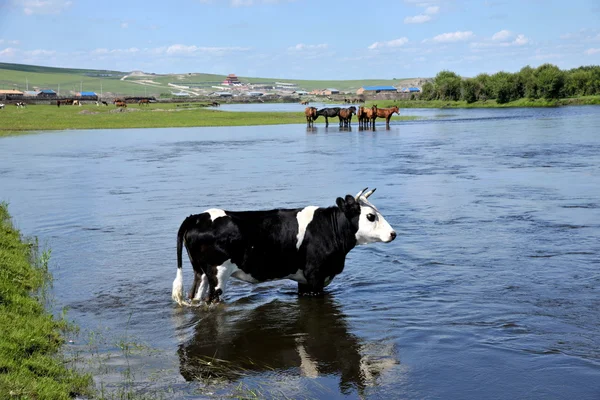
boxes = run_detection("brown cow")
[338,106,357,128]
[304,106,318,127]
[358,105,378,129]
[376,106,400,127]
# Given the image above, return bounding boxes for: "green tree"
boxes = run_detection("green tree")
[473,73,492,101]
[535,64,565,100]
[420,82,435,100]
[461,78,479,103]
[434,70,462,101]
[518,66,537,99]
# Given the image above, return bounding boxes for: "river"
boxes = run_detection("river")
[1,106,599,399]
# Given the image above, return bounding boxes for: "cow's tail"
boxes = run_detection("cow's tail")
[172,217,189,305]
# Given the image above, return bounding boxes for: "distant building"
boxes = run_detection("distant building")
[0,89,24,96]
[23,90,39,97]
[222,74,241,86]
[38,89,57,97]
[246,91,264,97]
[400,87,421,93]
[172,92,190,97]
[356,86,398,95]
[214,92,233,97]
[293,90,309,96]
[77,91,98,100]
[310,88,340,96]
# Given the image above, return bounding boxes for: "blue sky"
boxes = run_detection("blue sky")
[0,0,599,79]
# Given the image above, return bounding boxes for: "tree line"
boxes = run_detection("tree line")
[420,64,600,104]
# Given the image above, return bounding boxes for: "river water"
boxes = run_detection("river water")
[1,106,599,399]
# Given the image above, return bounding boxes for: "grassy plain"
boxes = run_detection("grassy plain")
[0,203,93,399]
[0,102,419,136]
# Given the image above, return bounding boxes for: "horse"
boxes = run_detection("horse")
[300,100,309,105]
[316,107,341,127]
[115,101,127,108]
[375,106,400,127]
[304,106,319,127]
[211,101,220,107]
[139,99,150,106]
[358,105,378,129]
[338,106,357,128]
[72,100,81,106]
[101,101,108,106]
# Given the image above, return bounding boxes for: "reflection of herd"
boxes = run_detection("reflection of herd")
[305,105,400,129]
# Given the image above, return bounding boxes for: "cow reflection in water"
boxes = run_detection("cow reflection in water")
[178,297,398,394]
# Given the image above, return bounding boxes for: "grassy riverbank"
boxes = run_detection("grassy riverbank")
[0,203,93,399]
[367,95,600,109]
[0,102,419,136]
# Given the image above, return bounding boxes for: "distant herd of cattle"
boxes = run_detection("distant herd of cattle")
[304,105,400,129]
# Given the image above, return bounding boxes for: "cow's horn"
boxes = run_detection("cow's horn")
[364,188,376,198]
[355,187,368,200]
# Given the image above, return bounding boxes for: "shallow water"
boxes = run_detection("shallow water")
[1,106,600,399]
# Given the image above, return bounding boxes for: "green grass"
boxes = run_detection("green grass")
[0,202,93,399]
[367,95,600,108]
[0,102,419,136]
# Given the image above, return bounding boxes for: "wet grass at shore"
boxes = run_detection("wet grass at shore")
[0,203,93,399]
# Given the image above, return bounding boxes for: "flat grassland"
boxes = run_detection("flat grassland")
[0,103,419,136]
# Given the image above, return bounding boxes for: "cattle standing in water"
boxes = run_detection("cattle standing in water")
[338,106,357,128]
[376,106,400,128]
[304,106,319,127]
[172,188,396,305]
[357,105,378,129]
[316,107,341,127]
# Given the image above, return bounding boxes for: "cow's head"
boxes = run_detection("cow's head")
[336,188,396,245]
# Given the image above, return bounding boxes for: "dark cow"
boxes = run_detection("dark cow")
[316,107,341,127]
[338,106,357,128]
[172,188,396,305]
[304,106,319,127]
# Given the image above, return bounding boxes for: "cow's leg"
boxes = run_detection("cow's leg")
[298,267,325,296]
[188,268,204,300]
[325,116,329,127]
[192,272,209,301]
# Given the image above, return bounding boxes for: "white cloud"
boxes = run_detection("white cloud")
[288,43,328,51]
[368,37,409,50]
[0,39,20,45]
[428,31,474,43]
[425,6,439,14]
[404,14,431,23]
[585,48,600,55]
[231,0,253,6]
[513,34,529,46]
[24,49,56,56]
[13,0,72,15]
[492,29,512,41]
[0,47,18,57]
[163,44,250,55]
[121,22,128,29]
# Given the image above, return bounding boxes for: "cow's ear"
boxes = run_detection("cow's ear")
[336,197,346,210]
[344,195,355,205]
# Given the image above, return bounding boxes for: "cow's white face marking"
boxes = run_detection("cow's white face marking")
[355,198,396,245]
[206,208,226,222]
[296,206,318,249]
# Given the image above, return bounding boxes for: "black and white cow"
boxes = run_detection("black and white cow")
[172,188,396,305]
